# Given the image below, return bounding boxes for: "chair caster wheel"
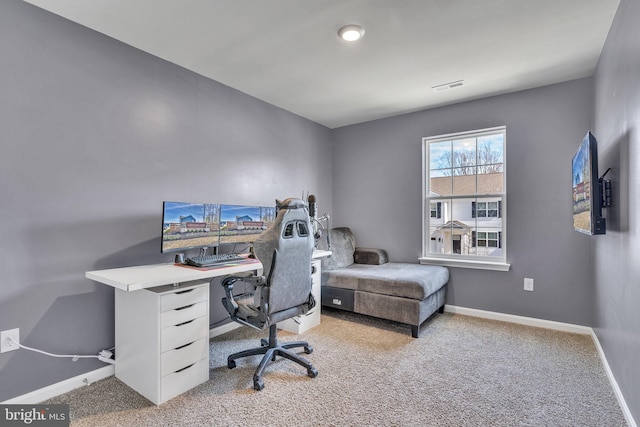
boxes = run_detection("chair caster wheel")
[227,360,236,369]
[261,338,268,347]
[304,345,313,354]
[307,367,318,378]
[254,379,265,391]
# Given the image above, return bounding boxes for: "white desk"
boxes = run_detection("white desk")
[86,251,331,292]
[87,259,261,404]
[86,258,262,292]
[86,250,330,404]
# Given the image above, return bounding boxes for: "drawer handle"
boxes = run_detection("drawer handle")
[175,289,194,295]
[175,319,195,327]
[175,341,195,351]
[175,304,195,311]
[175,363,195,373]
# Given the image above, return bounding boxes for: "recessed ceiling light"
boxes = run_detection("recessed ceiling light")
[338,25,365,42]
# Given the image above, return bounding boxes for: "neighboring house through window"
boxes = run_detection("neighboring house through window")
[422,126,509,271]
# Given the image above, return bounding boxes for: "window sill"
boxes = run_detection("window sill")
[419,257,511,272]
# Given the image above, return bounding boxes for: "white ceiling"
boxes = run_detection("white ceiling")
[24,0,620,129]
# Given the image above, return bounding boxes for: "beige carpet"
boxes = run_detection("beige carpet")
[46,309,627,426]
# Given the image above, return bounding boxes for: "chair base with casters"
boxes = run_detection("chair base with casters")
[227,323,318,391]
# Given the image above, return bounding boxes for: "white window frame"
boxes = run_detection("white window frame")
[421,126,510,271]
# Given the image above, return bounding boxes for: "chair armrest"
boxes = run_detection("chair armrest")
[353,247,388,265]
[220,273,266,317]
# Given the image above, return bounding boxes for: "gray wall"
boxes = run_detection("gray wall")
[0,0,332,402]
[2,0,636,418]
[332,78,595,326]
[593,0,640,419]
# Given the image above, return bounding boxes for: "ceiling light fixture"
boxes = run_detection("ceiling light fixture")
[338,25,365,42]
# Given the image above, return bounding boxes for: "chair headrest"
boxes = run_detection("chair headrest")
[276,198,307,211]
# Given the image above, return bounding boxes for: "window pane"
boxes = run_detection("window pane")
[477,134,504,194]
[430,169,452,196]
[429,202,438,219]
[429,226,444,254]
[478,169,504,194]
[478,134,504,166]
[452,138,476,168]
[430,141,452,171]
[474,227,502,257]
[453,168,476,195]
[427,198,475,256]
[488,203,498,217]
[476,203,484,219]
[475,197,502,226]
[429,201,446,227]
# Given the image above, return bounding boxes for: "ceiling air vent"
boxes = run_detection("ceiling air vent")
[432,80,465,92]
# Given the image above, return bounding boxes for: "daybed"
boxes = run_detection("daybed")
[320,227,449,337]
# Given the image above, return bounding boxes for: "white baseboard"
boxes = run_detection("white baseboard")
[590,329,637,427]
[2,323,237,405]
[209,322,241,339]
[445,304,636,427]
[2,365,114,404]
[5,309,636,427]
[444,304,592,334]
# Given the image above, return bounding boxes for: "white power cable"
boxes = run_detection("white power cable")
[6,337,115,364]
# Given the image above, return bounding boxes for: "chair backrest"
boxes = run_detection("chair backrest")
[253,198,314,316]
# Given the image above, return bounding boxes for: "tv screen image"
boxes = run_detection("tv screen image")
[572,132,606,235]
[161,202,221,253]
[219,204,276,246]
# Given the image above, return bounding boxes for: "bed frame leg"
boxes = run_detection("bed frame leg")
[438,304,445,314]
[411,325,419,338]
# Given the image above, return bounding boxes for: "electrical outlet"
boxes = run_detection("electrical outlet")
[1,328,20,353]
[524,278,534,292]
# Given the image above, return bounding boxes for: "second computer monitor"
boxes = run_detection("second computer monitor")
[218,204,276,246]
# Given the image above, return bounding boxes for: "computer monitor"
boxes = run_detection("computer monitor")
[218,204,276,247]
[161,201,221,253]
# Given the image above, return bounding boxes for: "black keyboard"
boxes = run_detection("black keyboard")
[184,253,245,268]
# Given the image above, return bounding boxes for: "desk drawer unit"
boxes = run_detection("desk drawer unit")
[160,300,208,329]
[161,338,209,377]
[115,280,210,405]
[160,309,208,352]
[161,358,209,403]
[160,286,209,311]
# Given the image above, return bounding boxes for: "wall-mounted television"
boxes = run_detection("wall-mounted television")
[161,202,221,253]
[572,132,611,235]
